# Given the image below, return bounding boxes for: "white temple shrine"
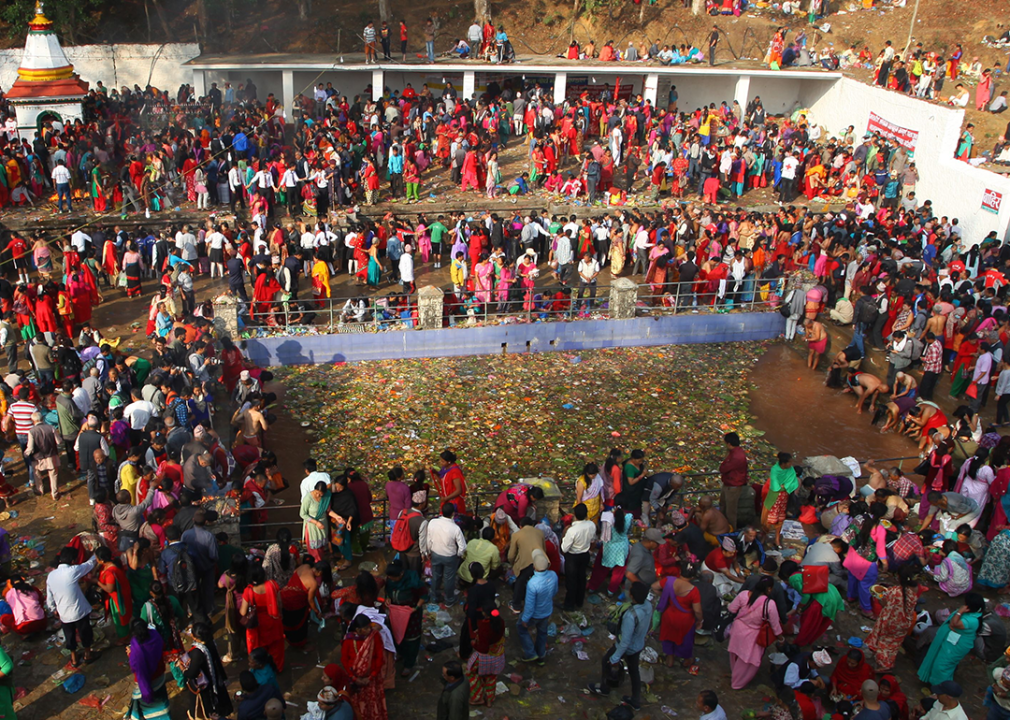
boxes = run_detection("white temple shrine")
[6,2,88,141]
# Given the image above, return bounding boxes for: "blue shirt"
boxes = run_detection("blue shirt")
[233,132,248,152]
[611,600,652,662]
[521,569,558,622]
[388,153,404,174]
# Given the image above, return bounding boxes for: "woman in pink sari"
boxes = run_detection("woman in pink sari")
[517,252,538,312]
[646,244,670,301]
[726,576,782,689]
[495,257,514,314]
[976,69,994,111]
[474,253,494,305]
[415,218,431,265]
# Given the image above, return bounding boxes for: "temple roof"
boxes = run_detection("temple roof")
[9,2,87,99]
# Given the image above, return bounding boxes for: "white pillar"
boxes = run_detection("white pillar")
[192,69,207,99]
[643,73,659,106]
[281,70,294,114]
[553,72,567,105]
[734,76,751,111]
[463,71,476,101]
[372,69,384,101]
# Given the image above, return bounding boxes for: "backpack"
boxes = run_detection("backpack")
[390,509,420,552]
[167,545,198,594]
[606,602,638,638]
[80,355,100,378]
[854,296,879,325]
[909,337,925,361]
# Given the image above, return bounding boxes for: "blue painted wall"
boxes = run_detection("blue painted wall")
[243,312,785,366]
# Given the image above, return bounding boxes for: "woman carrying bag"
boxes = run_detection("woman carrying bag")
[725,576,782,689]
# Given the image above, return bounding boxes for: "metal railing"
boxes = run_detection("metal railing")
[231,452,922,546]
[245,275,795,336]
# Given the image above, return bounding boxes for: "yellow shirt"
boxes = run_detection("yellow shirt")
[120,463,141,504]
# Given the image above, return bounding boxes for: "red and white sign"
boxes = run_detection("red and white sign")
[983,188,1003,214]
[866,112,919,151]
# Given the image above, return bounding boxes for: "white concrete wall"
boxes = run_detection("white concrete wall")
[809,77,1010,245]
[0,43,200,93]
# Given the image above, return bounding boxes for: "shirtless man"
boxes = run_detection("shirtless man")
[923,304,946,342]
[233,393,270,447]
[844,368,888,414]
[862,460,888,495]
[694,495,732,544]
[892,371,917,399]
[878,371,919,433]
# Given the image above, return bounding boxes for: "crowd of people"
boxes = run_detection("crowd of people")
[0,28,1010,720]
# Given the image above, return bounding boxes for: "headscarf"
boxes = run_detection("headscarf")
[537,518,560,550]
[721,536,737,552]
[830,649,875,696]
[879,674,909,720]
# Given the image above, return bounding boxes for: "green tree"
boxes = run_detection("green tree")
[1,0,108,45]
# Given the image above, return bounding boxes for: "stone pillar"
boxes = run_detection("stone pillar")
[643,73,659,106]
[213,296,240,339]
[553,72,567,105]
[609,277,638,319]
[281,70,295,115]
[371,69,384,101]
[417,285,444,329]
[463,71,476,101]
[193,70,207,100]
[734,76,751,111]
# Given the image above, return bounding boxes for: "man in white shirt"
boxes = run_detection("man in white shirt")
[577,252,601,309]
[300,228,317,275]
[70,229,91,254]
[124,388,157,443]
[46,548,98,666]
[281,165,300,217]
[176,225,198,263]
[779,151,799,204]
[424,502,467,605]
[399,244,415,293]
[631,223,653,275]
[467,21,483,48]
[561,502,597,610]
[227,164,245,213]
[250,166,276,215]
[52,159,73,213]
[698,691,729,720]
[299,458,331,500]
[922,682,968,720]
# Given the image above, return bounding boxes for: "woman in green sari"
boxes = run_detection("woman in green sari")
[126,539,156,620]
[300,481,331,562]
[140,582,185,656]
[918,592,984,685]
[0,644,15,720]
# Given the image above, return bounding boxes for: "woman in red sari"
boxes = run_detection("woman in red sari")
[101,238,119,280]
[599,149,615,191]
[252,269,282,323]
[182,154,198,203]
[33,290,57,338]
[430,449,467,514]
[12,283,36,341]
[829,649,875,700]
[341,614,388,720]
[96,546,132,644]
[240,565,285,671]
[985,460,1010,541]
[220,336,245,393]
[66,269,94,325]
[865,567,922,672]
